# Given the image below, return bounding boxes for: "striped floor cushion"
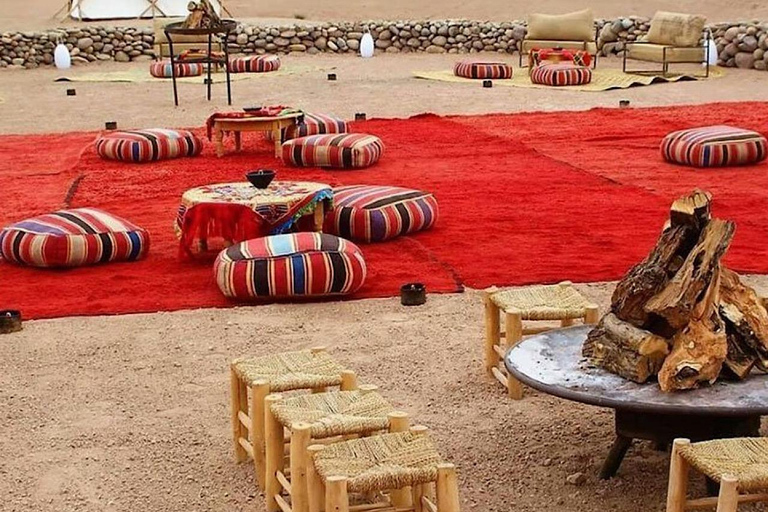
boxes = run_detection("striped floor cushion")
[0,208,149,268]
[149,60,203,78]
[214,232,367,299]
[229,55,281,73]
[530,63,592,86]
[282,134,384,169]
[96,128,203,163]
[265,112,348,142]
[661,125,768,168]
[453,61,513,79]
[324,185,439,243]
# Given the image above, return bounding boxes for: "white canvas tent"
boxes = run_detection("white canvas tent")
[59,0,228,20]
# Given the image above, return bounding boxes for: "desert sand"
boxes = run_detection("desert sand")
[3,2,768,512]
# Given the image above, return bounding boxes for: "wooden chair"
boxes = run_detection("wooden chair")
[667,438,768,512]
[483,281,599,399]
[308,429,461,512]
[230,348,356,491]
[264,388,405,512]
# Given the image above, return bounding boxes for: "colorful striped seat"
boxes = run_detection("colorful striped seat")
[214,232,367,299]
[229,54,281,73]
[661,125,768,168]
[149,60,203,78]
[0,208,149,268]
[453,61,513,79]
[324,185,439,243]
[265,112,348,142]
[282,134,384,169]
[96,128,203,163]
[530,63,592,86]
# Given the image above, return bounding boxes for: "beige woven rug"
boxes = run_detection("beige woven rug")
[413,67,723,92]
[55,65,324,84]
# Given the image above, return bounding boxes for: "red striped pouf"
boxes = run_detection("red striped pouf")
[149,60,203,78]
[213,232,367,299]
[661,125,767,168]
[96,128,203,163]
[453,61,513,79]
[282,133,384,169]
[530,63,592,86]
[324,185,439,243]
[0,208,149,268]
[229,54,281,73]
[265,112,348,142]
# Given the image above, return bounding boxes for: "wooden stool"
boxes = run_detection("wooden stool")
[483,281,599,399]
[264,388,404,512]
[667,437,768,512]
[230,347,356,491]
[308,429,461,512]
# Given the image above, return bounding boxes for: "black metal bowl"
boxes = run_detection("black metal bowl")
[246,169,276,189]
[400,283,427,306]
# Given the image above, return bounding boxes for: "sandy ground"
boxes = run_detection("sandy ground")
[3,279,768,512]
[2,55,768,135]
[3,0,768,31]
[3,25,768,512]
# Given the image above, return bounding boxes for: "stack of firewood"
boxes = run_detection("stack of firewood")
[582,190,768,391]
[182,0,222,29]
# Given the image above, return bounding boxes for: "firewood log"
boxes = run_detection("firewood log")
[583,313,670,383]
[645,219,735,331]
[658,268,727,391]
[719,268,768,376]
[668,189,711,231]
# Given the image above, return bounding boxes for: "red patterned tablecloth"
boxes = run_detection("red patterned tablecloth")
[175,181,333,256]
[529,48,592,72]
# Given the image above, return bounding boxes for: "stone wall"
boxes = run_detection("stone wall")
[2,19,768,71]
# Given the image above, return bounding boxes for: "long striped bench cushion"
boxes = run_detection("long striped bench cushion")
[530,63,592,86]
[149,60,203,78]
[282,134,384,169]
[0,208,149,268]
[96,128,203,163]
[453,61,513,79]
[661,125,768,168]
[229,54,281,73]
[324,185,439,243]
[265,112,348,142]
[214,232,367,299]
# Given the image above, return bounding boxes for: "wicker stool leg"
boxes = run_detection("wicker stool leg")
[715,475,739,512]
[483,288,501,376]
[584,304,600,325]
[340,370,358,391]
[251,380,271,491]
[504,310,524,399]
[436,463,461,512]
[307,445,326,512]
[666,439,691,512]
[290,423,312,512]
[388,412,413,508]
[265,394,285,512]
[326,476,350,512]
[230,367,249,462]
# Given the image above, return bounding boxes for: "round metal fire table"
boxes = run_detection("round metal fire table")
[505,325,768,479]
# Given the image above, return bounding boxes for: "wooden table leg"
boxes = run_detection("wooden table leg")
[234,131,241,152]
[313,203,325,232]
[273,128,282,158]
[215,125,225,157]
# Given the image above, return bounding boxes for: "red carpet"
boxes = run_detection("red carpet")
[3,102,768,319]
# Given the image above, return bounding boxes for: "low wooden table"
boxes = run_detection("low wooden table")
[504,326,768,479]
[211,113,303,158]
[175,180,333,256]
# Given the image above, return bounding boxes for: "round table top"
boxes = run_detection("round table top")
[504,325,768,416]
[164,19,238,35]
[181,181,331,208]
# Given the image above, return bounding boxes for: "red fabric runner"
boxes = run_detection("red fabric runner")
[3,103,768,319]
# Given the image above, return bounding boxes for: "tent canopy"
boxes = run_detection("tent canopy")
[65,0,226,20]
